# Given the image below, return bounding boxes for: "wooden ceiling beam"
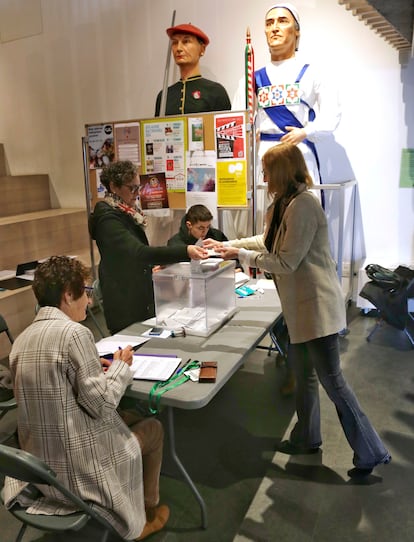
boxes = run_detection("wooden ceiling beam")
[338,0,412,52]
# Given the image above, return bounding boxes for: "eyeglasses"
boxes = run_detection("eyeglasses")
[84,286,94,298]
[124,184,140,194]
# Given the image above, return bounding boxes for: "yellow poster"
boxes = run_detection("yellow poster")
[217,161,247,206]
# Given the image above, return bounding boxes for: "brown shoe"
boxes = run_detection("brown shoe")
[135,504,170,540]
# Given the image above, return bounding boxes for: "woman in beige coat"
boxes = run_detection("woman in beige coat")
[205,143,391,478]
[4,256,169,540]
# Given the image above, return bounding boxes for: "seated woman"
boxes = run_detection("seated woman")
[3,256,168,540]
[89,160,207,334]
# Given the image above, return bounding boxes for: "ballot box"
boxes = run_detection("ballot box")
[152,259,237,337]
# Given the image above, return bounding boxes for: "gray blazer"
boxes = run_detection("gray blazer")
[232,191,346,344]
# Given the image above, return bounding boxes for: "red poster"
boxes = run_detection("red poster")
[139,173,169,210]
[214,113,246,160]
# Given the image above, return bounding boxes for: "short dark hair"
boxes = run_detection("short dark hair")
[100,160,138,191]
[33,256,90,307]
[185,204,213,224]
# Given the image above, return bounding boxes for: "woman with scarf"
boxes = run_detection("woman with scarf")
[204,143,391,478]
[89,160,207,335]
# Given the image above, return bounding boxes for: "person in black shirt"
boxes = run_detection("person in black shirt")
[155,23,231,116]
[168,204,243,271]
[167,204,227,247]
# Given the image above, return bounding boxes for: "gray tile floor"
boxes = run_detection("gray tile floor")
[1,305,413,542]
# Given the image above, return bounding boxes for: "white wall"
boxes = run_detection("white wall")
[0,0,413,265]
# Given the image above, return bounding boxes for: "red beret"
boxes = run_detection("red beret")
[166,23,210,46]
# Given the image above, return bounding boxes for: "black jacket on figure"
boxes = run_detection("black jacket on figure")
[89,202,189,334]
[155,76,231,116]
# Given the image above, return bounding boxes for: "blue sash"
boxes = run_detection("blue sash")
[255,65,321,177]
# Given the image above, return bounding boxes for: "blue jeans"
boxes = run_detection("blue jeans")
[288,334,390,469]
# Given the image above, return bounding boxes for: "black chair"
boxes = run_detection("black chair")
[0,443,125,542]
[0,315,17,444]
[359,265,414,347]
[87,279,107,338]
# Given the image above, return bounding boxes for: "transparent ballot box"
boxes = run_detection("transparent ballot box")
[152,260,237,337]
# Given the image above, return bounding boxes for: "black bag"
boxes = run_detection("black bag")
[365,264,404,290]
[359,282,408,329]
[360,264,414,330]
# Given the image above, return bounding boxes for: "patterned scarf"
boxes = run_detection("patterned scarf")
[104,192,147,228]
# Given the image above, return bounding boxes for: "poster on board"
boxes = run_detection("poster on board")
[114,122,141,165]
[87,124,115,169]
[214,113,246,160]
[142,118,186,192]
[139,172,169,210]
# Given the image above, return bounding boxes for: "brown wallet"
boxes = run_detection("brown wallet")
[198,361,218,383]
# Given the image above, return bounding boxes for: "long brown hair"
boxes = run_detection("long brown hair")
[262,143,313,200]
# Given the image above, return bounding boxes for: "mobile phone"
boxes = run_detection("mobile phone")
[149,327,163,336]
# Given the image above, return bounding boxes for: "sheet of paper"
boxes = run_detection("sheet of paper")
[235,271,250,287]
[130,355,181,381]
[95,334,149,355]
[255,278,276,290]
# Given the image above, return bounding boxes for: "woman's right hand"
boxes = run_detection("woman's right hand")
[113,346,134,366]
[187,245,208,260]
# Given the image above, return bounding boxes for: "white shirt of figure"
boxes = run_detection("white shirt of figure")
[232,55,341,143]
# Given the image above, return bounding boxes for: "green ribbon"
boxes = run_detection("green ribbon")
[148,360,200,414]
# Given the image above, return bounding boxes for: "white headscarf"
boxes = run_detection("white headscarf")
[266,3,301,50]
[266,3,300,28]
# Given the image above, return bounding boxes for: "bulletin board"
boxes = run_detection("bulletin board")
[83,110,252,212]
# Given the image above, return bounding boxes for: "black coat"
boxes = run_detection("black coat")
[155,76,231,116]
[167,215,228,247]
[89,202,188,334]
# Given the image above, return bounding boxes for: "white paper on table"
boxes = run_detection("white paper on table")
[255,278,276,290]
[130,355,181,381]
[95,335,149,355]
[235,271,250,287]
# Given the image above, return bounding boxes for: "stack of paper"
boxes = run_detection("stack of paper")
[130,354,181,381]
[95,334,149,356]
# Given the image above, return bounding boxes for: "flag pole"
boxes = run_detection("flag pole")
[245,27,255,126]
[159,10,176,117]
[245,26,257,245]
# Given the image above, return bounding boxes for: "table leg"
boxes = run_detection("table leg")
[167,406,208,529]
